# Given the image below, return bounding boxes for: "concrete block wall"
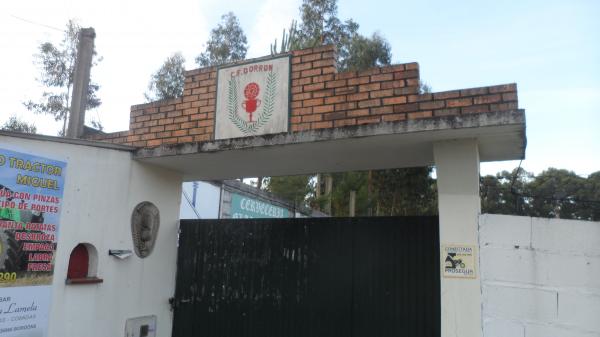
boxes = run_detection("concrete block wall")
[86,45,519,148]
[480,214,600,337]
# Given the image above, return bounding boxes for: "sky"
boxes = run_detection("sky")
[1,0,599,176]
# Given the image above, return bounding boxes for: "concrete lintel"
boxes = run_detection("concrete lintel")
[134,110,525,180]
[137,109,525,158]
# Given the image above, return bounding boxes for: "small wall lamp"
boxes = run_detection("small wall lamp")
[109,249,133,259]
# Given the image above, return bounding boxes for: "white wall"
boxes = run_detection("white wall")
[180,181,220,219]
[480,214,600,337]
[1,135,182,337]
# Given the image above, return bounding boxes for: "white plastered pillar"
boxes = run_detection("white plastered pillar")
[433,139,482,337]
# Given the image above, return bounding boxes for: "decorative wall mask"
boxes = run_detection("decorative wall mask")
[131,202,160,258]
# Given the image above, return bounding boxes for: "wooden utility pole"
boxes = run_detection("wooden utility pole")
[367,170,373,216]
[324,174,333,215]
[316,173,322,208]
[67,27,95,138]
[349,190,356,217]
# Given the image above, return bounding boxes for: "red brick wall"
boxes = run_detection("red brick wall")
[86,45,518,147]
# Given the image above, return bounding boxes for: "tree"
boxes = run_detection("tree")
[292,0,391,71]
[481,168,533,216]
[144,12,247,102]
[296,0,356,66]
[481,167,600,221]
[264,175,314,208]
[1,116,37,134]
[296,0,341,47]
[579,171,600,221]
[24,20,102,136]
[265,0,442,217]
[527,168,586,219]
[420,81,432,94]
[145,53,186,101]
[327,171,369,216]
[372,167,437,216]
[265,0,441,217]
[196,12,248,67]
[344,32,391,71]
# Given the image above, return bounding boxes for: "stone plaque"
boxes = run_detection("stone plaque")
[215,56,290,140]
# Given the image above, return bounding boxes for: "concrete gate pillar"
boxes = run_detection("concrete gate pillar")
[433,139,482,337]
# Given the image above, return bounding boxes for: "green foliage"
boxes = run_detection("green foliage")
[528,168,587,219]
[481,168,532,216]
[292,0,391,71]
[264,1,599,221]
[264,175,314,207]
[372,167,437,216]
[263,0,436,217]
[344,32,391,71]
[146,12,248,102]
[419,81,432,94]
[326,171,369,216]
[306,168,437,217]
[1,116,37,134]
[580,172,600,220]
[147,12,247,102]
[296,0,341,47]
[23,20,101,135]
[296,0,355,61]
[145,53,186,102]
[267,166,600,220]
[481,168,600,221]
[196,12,248,67]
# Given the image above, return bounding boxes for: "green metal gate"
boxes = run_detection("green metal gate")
[172,216,440,337]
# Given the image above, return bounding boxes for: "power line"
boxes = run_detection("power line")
[182,189,202,219]
[8,14,64,32]
[509,159,523,193]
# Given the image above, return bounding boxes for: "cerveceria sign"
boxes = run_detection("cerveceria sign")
[229,193,290,219]
[214,55,290,140]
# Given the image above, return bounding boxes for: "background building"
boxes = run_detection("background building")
[180,180,326,219]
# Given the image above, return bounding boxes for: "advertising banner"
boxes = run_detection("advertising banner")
[215,55,290,140]
[0,147,67,337]
[230,193,290,219]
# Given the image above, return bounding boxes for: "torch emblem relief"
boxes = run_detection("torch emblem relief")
[242,82,261,122]
[227,71,276,134]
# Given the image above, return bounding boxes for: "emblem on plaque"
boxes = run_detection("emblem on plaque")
[227,73,276,134]
[215,56,290,140]
[242,82,261,122]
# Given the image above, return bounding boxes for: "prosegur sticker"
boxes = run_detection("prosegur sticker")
[442,244,477,279]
